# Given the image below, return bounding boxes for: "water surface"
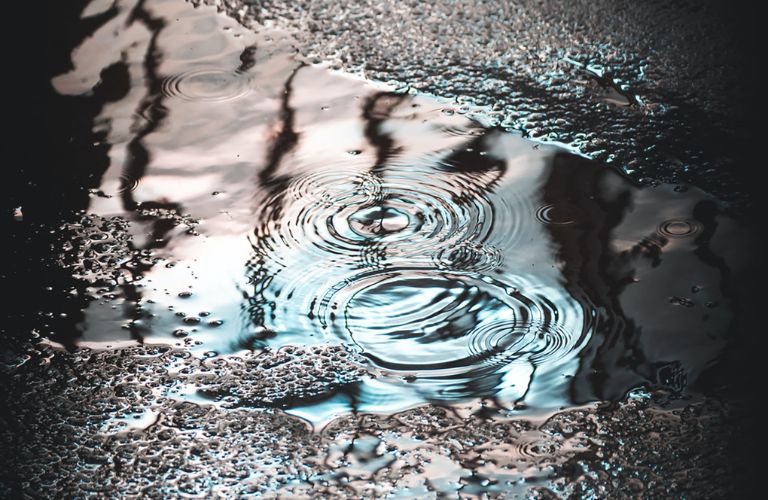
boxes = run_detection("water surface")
[40,0,749,423]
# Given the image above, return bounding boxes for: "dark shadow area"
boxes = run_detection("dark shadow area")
[540,152,758,493]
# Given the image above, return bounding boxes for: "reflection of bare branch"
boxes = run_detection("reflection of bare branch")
[122,0,168,212]
[241,64,307,342]
[118,1,189,343]
[361,92,407,174]
[537,157,639,401]
[258,63,305,193]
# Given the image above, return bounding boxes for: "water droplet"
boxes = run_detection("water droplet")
[669,296,694,307]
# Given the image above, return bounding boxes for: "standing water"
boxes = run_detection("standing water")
[3,0,756,496]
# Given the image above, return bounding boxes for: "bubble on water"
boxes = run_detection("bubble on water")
[669,296,694,307]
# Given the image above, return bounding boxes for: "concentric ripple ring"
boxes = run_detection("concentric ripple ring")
[254,164,532,269]
[310,267,594,400]
[161,68,253,102]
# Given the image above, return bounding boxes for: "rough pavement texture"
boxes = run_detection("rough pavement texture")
[1,344,755,497]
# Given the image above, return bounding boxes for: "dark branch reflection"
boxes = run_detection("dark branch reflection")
[539,155,737,401]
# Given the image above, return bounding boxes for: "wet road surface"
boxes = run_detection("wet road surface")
[2,0,760,496]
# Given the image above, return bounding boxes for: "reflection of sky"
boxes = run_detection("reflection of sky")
[77,53,594,409]
[63,0,742,416]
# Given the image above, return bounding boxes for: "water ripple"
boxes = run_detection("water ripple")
[657,219,701,238]
[535,203,579,226]
[255,163,531,270]
[310,268,593,400]
[433,241,503,272]
[161,68,253,102]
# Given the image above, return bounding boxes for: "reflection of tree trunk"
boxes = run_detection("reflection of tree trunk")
[362,92,406,175]
[35,0,124,219]
[687,200,741,393]
[122,0,168,211]
[538,154,640,402]
[118,0,175,344]
[540,155,738,402]
[258,63,304,195]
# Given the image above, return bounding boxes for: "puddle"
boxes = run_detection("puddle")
[32,0,751,418]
